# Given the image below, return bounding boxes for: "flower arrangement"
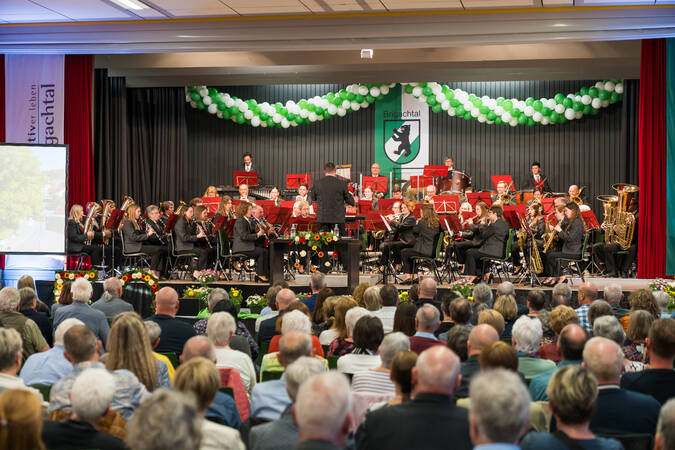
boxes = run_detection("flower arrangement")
[649,279,675,313]
[230,288,243,306]
[289,231,338,249]
[398,290,409,303]
[246,294,267,309]
[184,286,211,303]
[296,293,312,301]
[53,271,98,303]
[120,270,159,297]
[195,269,217,286]
[448,278,474,299]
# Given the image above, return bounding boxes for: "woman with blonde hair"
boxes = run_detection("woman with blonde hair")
[105,312,171,391]
[0,389,45,450]
[66,204,105,266]
[203,185,219,198]
[400,204,441,283]
[623,310,654,364]
[215,195,235,219]
[319,296,357,346]
[494,294,518,339]
[121,204,167,279]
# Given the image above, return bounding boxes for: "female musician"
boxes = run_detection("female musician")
[362,186,379,211]
[194,205,217,249]
[269,187,282,207]
[464,205,509,283]
[204,185,219,198]
[379,200,417,270]
[67,204,107,266]
[512,202,545,275]
[453,201,489,267]
[121,204,167,279]
[215,195,235,220]
[297,201,312,218]
[174,205,216,277]
[232,201,269,282]
[159,201,174,229]
[532,187,545,203]
[400,204,441,283]
[542,202,585,286]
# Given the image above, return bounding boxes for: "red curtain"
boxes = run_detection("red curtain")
[64,55,95,208]
[638,39,667,279]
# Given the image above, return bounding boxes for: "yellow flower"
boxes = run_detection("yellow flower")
[188,291,195,296]
[312,245,317,251]
[89,272,96,278]
[56,279,63,286]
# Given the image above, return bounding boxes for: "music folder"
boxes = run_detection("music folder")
[502,205,527,229]
[106,209,125,230]
[432,195,460,214]
[466,192,492,207]
[490,175,516,192]
[409,175,434,188]
[234,171,258,186]
[286,174,311,189]
[363,176,388,193]
[581,210,600,229]
[380,215,393,233]
[423,165,449,178]
[163,213,180,233]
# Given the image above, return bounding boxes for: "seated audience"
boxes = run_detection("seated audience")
[49,325,149,420]
[255,285,281,333]
[575,281,598,333]
[469,369,531,448]
[552,282,573,307]
[381,350,418,407]
[653,291,671,318]
[250,331,312,421]
[42,368,125,450]
[90,277,133,319]
[494,295,518,339]
[372,285,398,333]
[106,312,171,390]
[392,301,416,336]
[207,312,256,396]
[258,289,297,344]
[328,307,371,357]
[520,366,622,450]
[408,304,443,354]
[311,288,335,335]
[623,309,653,364]
[249,357,326,450]
[511,316,556,381]
[16,274,50,315]
[477,309,505,337]
[536,305,578,363]
[528,324,587,401]
[602,283,628,320]
[592,315,645,372]
[362,286,382,313]
[583,336,661,435]
[18,287,52,346]
[526,290,547,317]
[337,316,384,375]
[621,317,675,405]
[447,325,471,362]
[479,341,519,372]
[0,328,45,402]
[126,389,202,450]
[416,277,441,315]
[435,294,457,338]
[148,287,196,355]
[303,272,327,313]
[294,372,352,450]
[268,305,323,357]
[471,283,494,324]
[537,310,554,347]
[0,287,48,360]
[174,357,245,450]
[352,283,370,308]
[53,278,109,349]
[620,288,660,330]
[455,324,499,398]
[319,296,356,346]
[656,398,675,450]
[352,332,410,395]
[588,300,613,328]
[51,280,73,316]
[20,318,82,386]
[438,297,472,341]
[144,320,176,380]
[356,346,471,450]
[0,389,46,450]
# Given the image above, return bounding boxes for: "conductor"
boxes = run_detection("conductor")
[311,162,355,235]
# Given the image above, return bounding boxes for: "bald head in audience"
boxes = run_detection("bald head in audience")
[181,335,216,363]
[582,336,623,385]
[413,346,461,396]
[577,282,597,306]
[467,324,499,358]
[278,331,313,368]
[155,287,180,316]
[276,288,297,312]
[419,278,437,300]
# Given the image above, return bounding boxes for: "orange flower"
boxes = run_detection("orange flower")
[314,235,320,240]
[294,262,300,268]
[318,251,324,258]
[326,237,332,242]
[311,266,317,272]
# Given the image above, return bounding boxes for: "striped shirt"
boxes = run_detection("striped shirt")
[351,369,396,395]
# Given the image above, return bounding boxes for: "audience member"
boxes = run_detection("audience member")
[528,324,587,401]
[16,274,50,315]
[311,288,335,334]
[54,278,110,348]
[249,357,325,450]
[148,287,196,355]
[256,285,282,332]
[259,288,297,344]
[392,301,416,336]
[439,297,472,341]
[106,312,171,391]
[337,316,384,374]
[469,369,531,448]
[294,371,352,450]
[416,278,441,315]
[536,305,578,363]
[471,283,494,323]
[372,285,398,333]
[126,389,202,450]
[352,282,370,308]
[181,336,241,428]
[91,277,133,319]
[575,281,598,333]
[495,281,515,298]
[588,300,612,327]
[409,304,443,354]
[521,366,622,450]
[477,309,505,337]
[352,332,409,395]
[583,337,661,435]
[49,325,149,420]
[654,291,671,318]
[603,283,628,320]
[527,290,547,317]
[356,346,471,450]
[621,317,675,404]
[200,291,258,358]
[512,316,556,381]
[0,328,45,401]
[174,358,245,450]
[303,272,327,313]
[362,286,381,312]
[144,320,176,380]
[621,288,660,330]
[18,287,52,346]
[479,341,519,372]
[42,368,125,450]
[455,324,499,398]
[51,280,73,316]
[0,287,48,359]
[655,398,675,450]
[494,295,518,339]
[592,315,645,372]
[623,309,653,363]
[383,350,418,406]
[207,312,256,396]
[319,296,356,346]
[447,325,472,362]
[20,318,82,386]
[552,282,573,307]
[328,306,370,357]
[0,389,45,450]
[436,294,458,338]
[268,306,322,356]
[536,310,553,345]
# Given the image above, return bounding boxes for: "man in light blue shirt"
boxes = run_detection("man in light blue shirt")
[53,278,109,348]
[20,318,84,386]
[574,282,597,333]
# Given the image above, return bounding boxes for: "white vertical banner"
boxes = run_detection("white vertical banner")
[5,55,65,144]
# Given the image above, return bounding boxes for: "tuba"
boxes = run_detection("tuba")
[120,196,135,212]
[611,183,638,250]
[83,202,102,245]
[100,200,116,245]
[597,194,619,244]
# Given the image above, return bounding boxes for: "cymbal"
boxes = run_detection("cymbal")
[392,179,407,184]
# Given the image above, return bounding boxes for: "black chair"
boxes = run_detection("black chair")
[411,232,446,283]
[119,229,151,271]
[597,433,653,450]
[480,229,514,283]
[215,230,249,281]
[556,232,591,283]
[168,233,197,280]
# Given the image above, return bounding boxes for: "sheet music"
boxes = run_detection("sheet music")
[336,166,351,181]
[380,215,393,232]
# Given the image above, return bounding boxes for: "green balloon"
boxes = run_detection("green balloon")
[288,113,296,121]
[274,103,283,110]
[590,107,600,115]
[472,98,482,108]
[479,105,490,115]
[533,100,543,112]
[267,119,275,127]
[550,112,560,123]
[446,90,455,100]
[404,85,414,94]
[455,105,466,116]
[432,104,442,113]
[442,85,451,95]
[208,88,217,95]
[495,117,503,125]
[558,116,567,124]
[527,118,535,127]
[347,93,356,101]
[197,100,205,110]
[510,108,521,118]
[541,107,551,116]
[248,99,257,107]
[187,86,198,93]
[487,111,497,121]
[190,92,201,102]
[582,105,592,115]
[563,98,573,108]
[450,99,461,108]
[422,87,433,97]
[418,82,427,88]
[610,92,619,103]
[260,112,269,121]
[355,94,365,103]
[299,100,308,108]
[588,87,599,98]
[315,108,324,115]
[217,102,226,111]
[554,93,565,104]
[525,97,535,106]
[518,115,527,125]
[463,112,472,120]
[307,104,316,112]
[427,97,437,106]
[573,102,583,112]
[579,87,588,96]
[497,97,505,106]
[236,114,245,124]
[503,101,513,111]
[598,90,609,101]
[333,97,342,106]
[366,95,375,103]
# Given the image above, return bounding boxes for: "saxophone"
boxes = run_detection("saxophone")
[529,218,544,274]
[83,202,102,245]
[542,213,558,253]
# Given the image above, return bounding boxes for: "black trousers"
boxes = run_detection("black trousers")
[597,243,637,276]
[401,248,426,274]
[178,247,216,271]
[379,241,412,266]
[240,247,269,277]
[140,244,167,272]
[463,249,498,276]
[79,244,102,267]
[544,251,579,277]
[453,240,480,265]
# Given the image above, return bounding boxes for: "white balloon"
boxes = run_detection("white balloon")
[418,95,427,103]
[502,112,512,122]
[436,94,446,103]
[244,110,254,120]
[481,95,490,103]
[581,95,592,105]
[517,100,526,110]
[546,99,557,109]
[261,121,267,128]
[299,109,309,118]
[533,112,543,122]
[203,96,212,106]
[591,98,602,109]
[555,104,565,114]
[199,88,208,97]
[509,118,518,127]
[495,106,504,116]
[216,111,223,119]
[478,114,487,123]
[272,113,282,123]
[431,84,442,95]
[360,101,369,108]
[564,108,575,120]
[575,95,582,103]
[370,87,381,97]
[575,111,583,119]
[464,102,473,112]
[238,102,248,112]
[318,115,325,121]
[308,112,318,122]
[338,100,348,109]
[487,120,494,125]
[604,81,615,92]
[320,99,330,109]
[541,117,550,125]
[281,118,290,128]
[441,100,450,111]
[207,103,217,114]
[337,107,347,117]
[524,106,535,117]
[190,101,197,108]
[595,81,604,89]
[488,99,497,110]
[389,82,396,88]
[471,109,480,118]
[327,104,337,115]
[291,121,298,127]
[285,100,295,108]
[380,86,390,95]
[358,86,368,96]
[234,98,243,106]
[251,116,261,127]
[185,94,191,102]
[351,102,360,111]
[615,83,624,94]
[448,108,456,117]
[601,100,609,107]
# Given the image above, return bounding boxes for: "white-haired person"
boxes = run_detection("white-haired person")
[337,316,384,375]
[656,399,675,450]
[469,369,531,448]
[207,312,256,396]
[267,306,325,357]
[520,365,622,450]
[20,318,83,386]
[53,277,110,348]
[173,357,245,450]
[0,287,49,360]
[42,368,125,449]
[91,277,133,319]
[511,316,556,382]
[0,328,46,404]
[327,307,371,357]
[294,371,353,450]
[592,315,645,372]
[249,357,326,450]
[408,304,443,355]
[351,332,410,395]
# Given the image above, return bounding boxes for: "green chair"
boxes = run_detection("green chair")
[321,344,329,355]
[30,384,52,401]
[556,232,591,282]
[255,340,270,368]
[159,352,180,370]
[218,386,234,398]
[327,356,339,370]
[261,371,284,382]
[480,229,514,282]
[411,232,446,283]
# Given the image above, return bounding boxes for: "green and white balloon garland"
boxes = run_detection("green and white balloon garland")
[186,80,623,128]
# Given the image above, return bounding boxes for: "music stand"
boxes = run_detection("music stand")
[581,210,600,229]
[256,200,276,209]
[466,192,492,207]
[358,200,374,215]
[363,176,388,193]
[432,195,460,214]
[490,175,516,191]
[541,198,557,214]
[423,165,449,178]
[234,171,258,187]
[502,205,527,228]
[200,197,220,214]
[461,211,476,227]
[103,209,125,276]
[286,174,311,189]
[378,198,399,211]
[410,175,434,188]
[288,217,316,233]
[163,213,180,234]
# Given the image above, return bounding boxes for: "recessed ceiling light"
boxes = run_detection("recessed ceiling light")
[110,0,147,10]
[361,49,373,59]
[552,23,568,27]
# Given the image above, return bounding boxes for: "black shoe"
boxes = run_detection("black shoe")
[254,275,269,283]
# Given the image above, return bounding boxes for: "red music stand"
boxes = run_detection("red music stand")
[432,195,460,214]
[358,200,374,215]
[286,174,311,189]
[423,165,449,177]
[212,215,227,236]
[234,171,258,186]
[412,203,424,218]
[442,214,463,234]
[410,175,434,188]
[163,213,180,234]
[378,198,399,211]
[271,207,293,235]
[224,218,236,238]
[466,192,492,208]
[581,210,600,229]
[288,217,316,233]
[200,197,220,214]
[490,175,516,191]
[106,209,125,230]
[502,205,527,228]
[541,198,557,214]
[363,176,388,193]
[256,200,275,209]
[364,212,387,233]
[461,211,477,227]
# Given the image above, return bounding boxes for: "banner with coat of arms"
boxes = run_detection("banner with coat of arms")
[374,84,429,182]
